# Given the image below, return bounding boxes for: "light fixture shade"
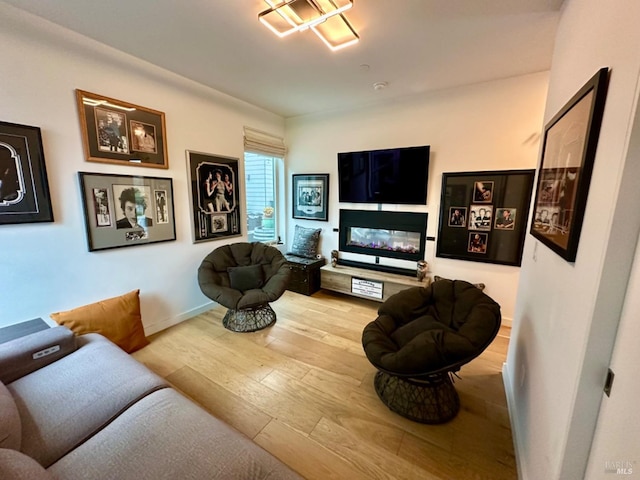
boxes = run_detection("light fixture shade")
[311,13,359,51]
[259,0,358,50]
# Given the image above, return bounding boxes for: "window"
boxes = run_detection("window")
[244,152,278,242]
[243,127,285,243]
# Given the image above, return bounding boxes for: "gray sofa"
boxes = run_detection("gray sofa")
[0,326,302,480]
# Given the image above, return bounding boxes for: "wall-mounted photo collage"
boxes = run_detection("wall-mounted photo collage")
[437,170,535,266]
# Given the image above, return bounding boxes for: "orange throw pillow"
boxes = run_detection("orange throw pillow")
[50,289,149,353]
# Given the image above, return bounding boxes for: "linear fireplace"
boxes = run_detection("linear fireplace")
[339,209,428,266]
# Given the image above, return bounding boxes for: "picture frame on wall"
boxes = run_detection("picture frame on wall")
[436,169,535,266]
[292,173,329,221]
[530,68,609,262]
[0,121,54,225]
[78,172,176,251]
[186,150,242,243]
[75,89,168,169]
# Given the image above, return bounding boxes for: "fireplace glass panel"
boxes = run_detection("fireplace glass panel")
[346,227,421,255]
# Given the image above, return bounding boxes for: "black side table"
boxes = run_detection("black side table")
[0,318,50,345]
[284,254,326,296]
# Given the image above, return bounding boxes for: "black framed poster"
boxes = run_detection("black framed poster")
[186,150,241,243]
[530,68,609,262]
[292,173,329,221]
[0,121,54,225]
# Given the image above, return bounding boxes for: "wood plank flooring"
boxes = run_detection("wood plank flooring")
[132,290,516,480]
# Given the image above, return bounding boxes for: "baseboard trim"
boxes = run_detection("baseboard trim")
[502,361,525,480]
[144,301,216,336]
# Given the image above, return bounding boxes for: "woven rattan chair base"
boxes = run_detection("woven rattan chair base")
[222,304,276,332]
[374,370,460,424]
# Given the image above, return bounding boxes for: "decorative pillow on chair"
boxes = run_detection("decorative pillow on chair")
[0,382,21,450]
[227,265,264,292]
[433,275,486,291]
[289,225,321,259]
[50,289,149,353]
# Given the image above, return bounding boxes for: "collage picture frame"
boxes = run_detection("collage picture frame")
[76,89,169,169]
[437,169,535,266]
[78,172,176,251]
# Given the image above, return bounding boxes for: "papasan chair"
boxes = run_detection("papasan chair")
[198,242,291,332]
[362,278,501,423]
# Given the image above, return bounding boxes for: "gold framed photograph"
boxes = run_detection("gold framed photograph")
[76,89,168,169]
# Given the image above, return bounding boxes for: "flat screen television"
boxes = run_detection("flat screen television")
[337,145,430,204]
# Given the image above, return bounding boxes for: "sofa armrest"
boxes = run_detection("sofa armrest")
[0,326,77,384]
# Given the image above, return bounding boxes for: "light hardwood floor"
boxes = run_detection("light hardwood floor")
[132,290,517,480]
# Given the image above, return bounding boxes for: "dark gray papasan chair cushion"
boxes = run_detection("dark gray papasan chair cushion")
[198,242,290,310]
[362,279,501,376]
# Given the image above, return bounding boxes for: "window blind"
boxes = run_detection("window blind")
[243,127,286,158]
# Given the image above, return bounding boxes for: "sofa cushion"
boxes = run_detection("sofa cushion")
[0,382,21,450]
[288,225,321,259]
[8,333,168,468]
[228,264,264,292]
[48,388,302,480]
[50,289,149,353]
[0,449,54,480]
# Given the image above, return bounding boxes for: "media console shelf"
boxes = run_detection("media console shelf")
[320,264,430,303]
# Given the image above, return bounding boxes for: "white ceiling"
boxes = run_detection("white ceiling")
[4,0,564,118]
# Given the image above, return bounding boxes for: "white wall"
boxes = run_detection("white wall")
[584,65,640,474]
[585,233,640,477]
[0,3,284,332]
[285,72,549,321]
[505,1,640,478]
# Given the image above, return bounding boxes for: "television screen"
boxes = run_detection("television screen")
[337,145,430,204]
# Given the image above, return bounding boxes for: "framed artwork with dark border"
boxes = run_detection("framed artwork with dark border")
[0,121,54,225]
[292,173,329,221]
[78,172,175,251]
[76,89,168,169]
[436,169,535,266]
[186,150,241,243]
[530,68,609,262]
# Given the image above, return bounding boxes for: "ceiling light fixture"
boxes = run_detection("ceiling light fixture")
[259,0,359,51]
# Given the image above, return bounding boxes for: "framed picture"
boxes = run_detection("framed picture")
[78,172,175,251]
[473,181,494,203]
[448,206,467,228]
[530,68,609,262]
[495,208,517,230]
[186,150,241,243]
[436,169,535,266]
[469,205,493,231]
[76,90,168,169]
[468,232,489,254]
[0,121,54,225]
[292,174,329,221]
